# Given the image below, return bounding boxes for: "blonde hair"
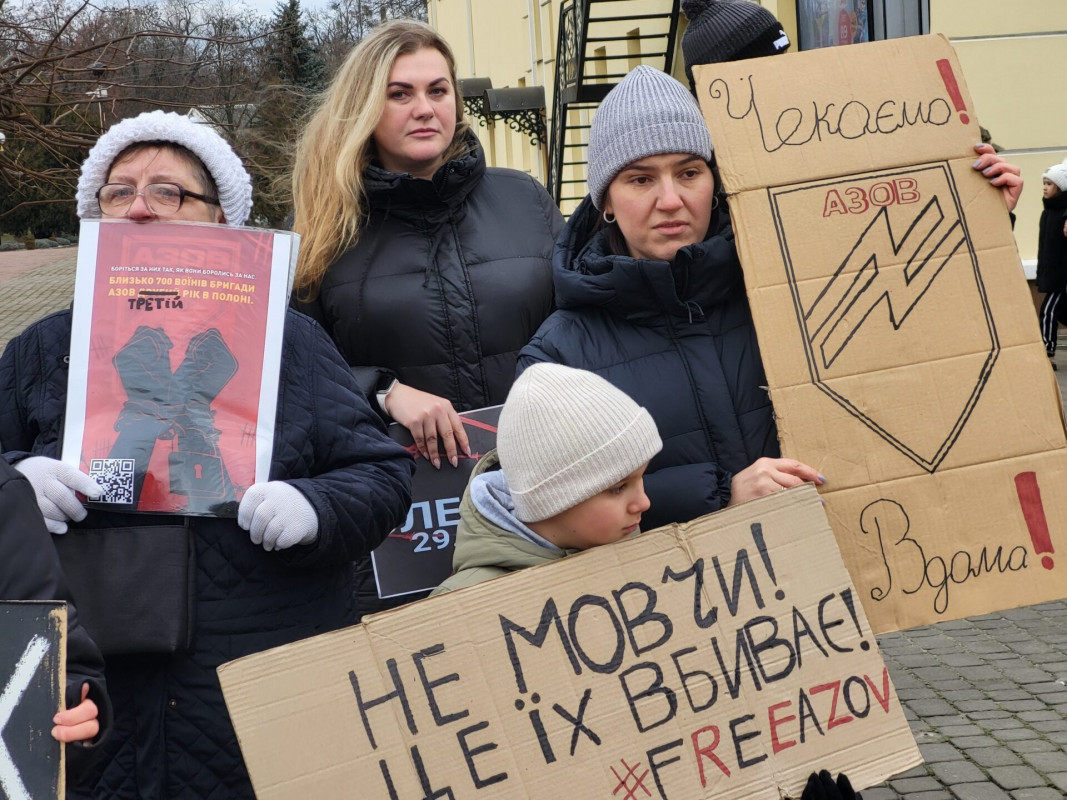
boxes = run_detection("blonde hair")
[291,19,471,298]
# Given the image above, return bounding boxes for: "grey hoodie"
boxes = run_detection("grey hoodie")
[431,450,572,595]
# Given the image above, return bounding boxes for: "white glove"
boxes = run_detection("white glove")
[238,481,319,551]
[14,456,103,534]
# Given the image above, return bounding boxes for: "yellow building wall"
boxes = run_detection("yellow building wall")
[430,0,1061,261]
[930,1,1066,268]
[429,0,799,199]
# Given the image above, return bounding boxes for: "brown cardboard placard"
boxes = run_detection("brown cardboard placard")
[694,34,1067,633]
[219,485,920,799]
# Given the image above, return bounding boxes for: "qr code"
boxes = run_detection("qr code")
[89,458,135,504]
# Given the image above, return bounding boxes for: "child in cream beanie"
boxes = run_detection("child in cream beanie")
[433,363,662,594]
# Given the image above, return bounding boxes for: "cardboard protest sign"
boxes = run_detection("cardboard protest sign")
[372,406,501,598]
[220,485,920,800]
[693,34,1067,633]
[62,220,297,517]
[0,602,66,800]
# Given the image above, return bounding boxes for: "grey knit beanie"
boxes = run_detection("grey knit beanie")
[498,363,662,523]
[76,110,253,225]
[1043,161,1067,193]
[586,66,713,210]
[681,0,790,90]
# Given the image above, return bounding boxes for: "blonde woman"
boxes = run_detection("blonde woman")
[291,20,562,476]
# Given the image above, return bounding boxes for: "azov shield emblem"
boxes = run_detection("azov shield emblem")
[768,163,998,472]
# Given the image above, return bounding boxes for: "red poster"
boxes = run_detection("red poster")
[62,220,296,516]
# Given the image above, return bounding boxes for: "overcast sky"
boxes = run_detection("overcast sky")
[237,0,333,20]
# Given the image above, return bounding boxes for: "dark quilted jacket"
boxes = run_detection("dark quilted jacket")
[1037,191,1067,294]
[293,136,562,618]
[0,308,414,800]
[518,196,779,530]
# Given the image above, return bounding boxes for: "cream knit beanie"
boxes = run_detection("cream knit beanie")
[76,110,253,225]
[498,363,663,523]
[586,65,713,209]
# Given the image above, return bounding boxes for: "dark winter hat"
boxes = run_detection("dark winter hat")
[681,0,790,90]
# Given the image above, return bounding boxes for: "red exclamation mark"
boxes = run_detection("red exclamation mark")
[936,59,970,125]
[1015,472,1054,570]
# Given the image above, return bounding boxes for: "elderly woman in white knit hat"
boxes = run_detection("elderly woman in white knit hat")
[0,111,414,799]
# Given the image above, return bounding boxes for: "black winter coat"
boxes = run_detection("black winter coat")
[519,197,778,530]
[0,308,414,800]
[294,138,562,618]
[0,459,112,781]
[294,138,563,411]
[1037,192,1067,294]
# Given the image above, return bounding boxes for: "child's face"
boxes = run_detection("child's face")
[1044,178,1061,200]
[534,464,651,551]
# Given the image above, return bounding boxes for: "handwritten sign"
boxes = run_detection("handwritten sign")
[219,486,921,799]
[0,602,65,800]
[694,35,1067,632]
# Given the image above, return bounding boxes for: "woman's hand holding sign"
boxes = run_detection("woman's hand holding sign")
[728,457,826,507]
[973,143,1022,212]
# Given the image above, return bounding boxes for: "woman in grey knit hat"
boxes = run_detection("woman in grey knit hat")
[520,65,823,529]
[519,64,1022,531]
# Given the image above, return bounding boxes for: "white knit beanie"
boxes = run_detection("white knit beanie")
[586,65,713,209]
[498,363,663,523]
[1043,161,1067,193]
[76,110,253,225]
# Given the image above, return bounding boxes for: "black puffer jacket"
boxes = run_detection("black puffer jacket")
[519,196,778,530]
[294,138,561,618]
[0,459,112,781]
[0,308,414,800]
[1037,191,1067,294]
[294,137,563,411]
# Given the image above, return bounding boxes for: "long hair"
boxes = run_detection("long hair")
[291,19,471,298]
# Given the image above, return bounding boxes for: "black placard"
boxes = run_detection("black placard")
[0,601,65,800]
[372,406,501,598]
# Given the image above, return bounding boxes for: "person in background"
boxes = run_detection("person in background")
[680,0,791,93]
[1037,160,1067,368]
[433,363,662,594]
[289,18,562,615]
[0,110,413,800]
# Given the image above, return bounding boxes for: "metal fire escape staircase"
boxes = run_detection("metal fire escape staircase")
[548,0,681,214]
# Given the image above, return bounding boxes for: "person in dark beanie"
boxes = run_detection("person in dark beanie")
[681,0,791,91]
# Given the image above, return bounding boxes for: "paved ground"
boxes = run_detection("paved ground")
[4,247,1067,798]
[0,246,78,345]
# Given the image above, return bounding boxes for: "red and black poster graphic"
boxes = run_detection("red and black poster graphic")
[62,220,296,516]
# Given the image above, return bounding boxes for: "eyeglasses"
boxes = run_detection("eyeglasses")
[96,182,220,217]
